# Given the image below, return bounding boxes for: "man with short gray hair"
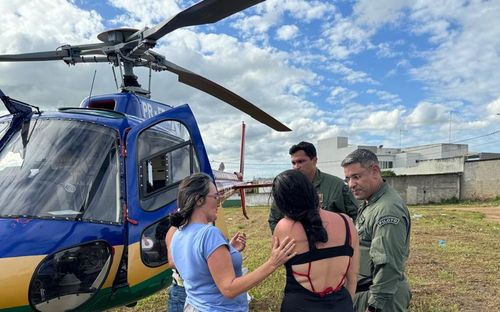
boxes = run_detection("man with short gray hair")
[342,149,411,312]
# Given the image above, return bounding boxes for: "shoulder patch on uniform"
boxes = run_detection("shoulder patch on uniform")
[377,216,400,226]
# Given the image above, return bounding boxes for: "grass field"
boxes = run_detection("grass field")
[117,203,500,312]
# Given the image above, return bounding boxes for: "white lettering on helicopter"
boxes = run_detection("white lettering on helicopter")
[141,102,187,138]
[142,103,168,119]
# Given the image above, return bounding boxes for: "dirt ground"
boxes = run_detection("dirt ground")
[445,206,500,223]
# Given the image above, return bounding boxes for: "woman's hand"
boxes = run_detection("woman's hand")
[230,232,247,252]
[267,236,297,270]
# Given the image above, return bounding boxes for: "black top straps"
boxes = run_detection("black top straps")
[283,213,354,299]
[286,214,353,266]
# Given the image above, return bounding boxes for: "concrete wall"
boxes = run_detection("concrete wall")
[385,157,500,203]
[385,158,500,204]
[393,156,464,176]
[225,193,273,207]
[245,193,273,206]
[394,152,419,168]
[462,159,500,200]
[403,143,468,160]
[385,174,461,205]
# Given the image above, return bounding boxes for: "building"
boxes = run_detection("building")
[317,136,500,204]
[317,136,473,177]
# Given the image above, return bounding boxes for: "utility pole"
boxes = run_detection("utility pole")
[399,126,407,148]
[400,128,403,148]
[448,111,452,143]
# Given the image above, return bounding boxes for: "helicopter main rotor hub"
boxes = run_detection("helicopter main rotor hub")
[97,28,140,45]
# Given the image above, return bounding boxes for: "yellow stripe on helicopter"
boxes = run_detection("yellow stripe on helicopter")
[0,255,45,308]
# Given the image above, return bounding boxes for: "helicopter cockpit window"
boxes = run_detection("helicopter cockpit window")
[0,119,121,223]
[137,120,200,211]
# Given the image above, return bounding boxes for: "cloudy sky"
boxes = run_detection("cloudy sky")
[1,0,500,179]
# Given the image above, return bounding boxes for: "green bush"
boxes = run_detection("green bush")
[381,170,396,176]
[440,196,460,204]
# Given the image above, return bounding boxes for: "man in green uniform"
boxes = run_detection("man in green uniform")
[342,149,411,312]
[268,141,358,232]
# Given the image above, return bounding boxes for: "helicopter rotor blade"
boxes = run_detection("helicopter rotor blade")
[0,42,107,63]
[156,58,290,132]
[142,0,265,41]
[0,50,69,62]
[0,52,110,65]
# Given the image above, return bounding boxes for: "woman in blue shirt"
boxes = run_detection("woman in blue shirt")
[170,173,296,312]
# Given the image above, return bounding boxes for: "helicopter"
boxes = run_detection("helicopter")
[0,0,289,311]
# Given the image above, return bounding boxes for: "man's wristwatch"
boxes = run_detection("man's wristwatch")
[368,305,382,312]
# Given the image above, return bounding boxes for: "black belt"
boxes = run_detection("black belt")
[356,282,372,293]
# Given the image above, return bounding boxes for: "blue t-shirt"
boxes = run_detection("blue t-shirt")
[171,223,248,312]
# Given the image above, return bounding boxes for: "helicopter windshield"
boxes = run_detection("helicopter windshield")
[0,120,9,140]
[0,118,120,223]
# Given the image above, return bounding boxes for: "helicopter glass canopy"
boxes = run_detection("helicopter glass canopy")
[0,118,120,223]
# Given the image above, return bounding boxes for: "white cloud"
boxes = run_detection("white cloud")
[405,101,449,126]
[0,0,103,53]
[107,0,180,28]
[376,40,405,58]
[279,0,334,21]
[231,0,334,39]
[0,1,110,108]
[327,86,358,105]
[276,25,299,41]
[321,14,374,59]
[366,89,401,104]
[353,0,410,28]
[408,0,500,104]
[327,62,377,84]
[319,0,410,61]
[354,109,402,130]
[486,97,500,114]
[485,97,500,124]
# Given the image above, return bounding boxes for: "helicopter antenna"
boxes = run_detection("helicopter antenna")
[111,66,119,90]
[88,70,97,101]
[148,64,152,96]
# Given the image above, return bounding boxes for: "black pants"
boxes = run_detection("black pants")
[281,287,354,312]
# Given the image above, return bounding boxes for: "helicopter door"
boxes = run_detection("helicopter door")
[124,104,212,293]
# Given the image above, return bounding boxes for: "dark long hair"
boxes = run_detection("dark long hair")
[271,170,327,246]
[170,172,211,227]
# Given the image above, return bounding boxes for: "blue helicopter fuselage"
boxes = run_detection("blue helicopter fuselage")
[0,91,213,311]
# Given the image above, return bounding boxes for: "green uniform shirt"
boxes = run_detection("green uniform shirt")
[355,182,411,310]
[268,168,358,232]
